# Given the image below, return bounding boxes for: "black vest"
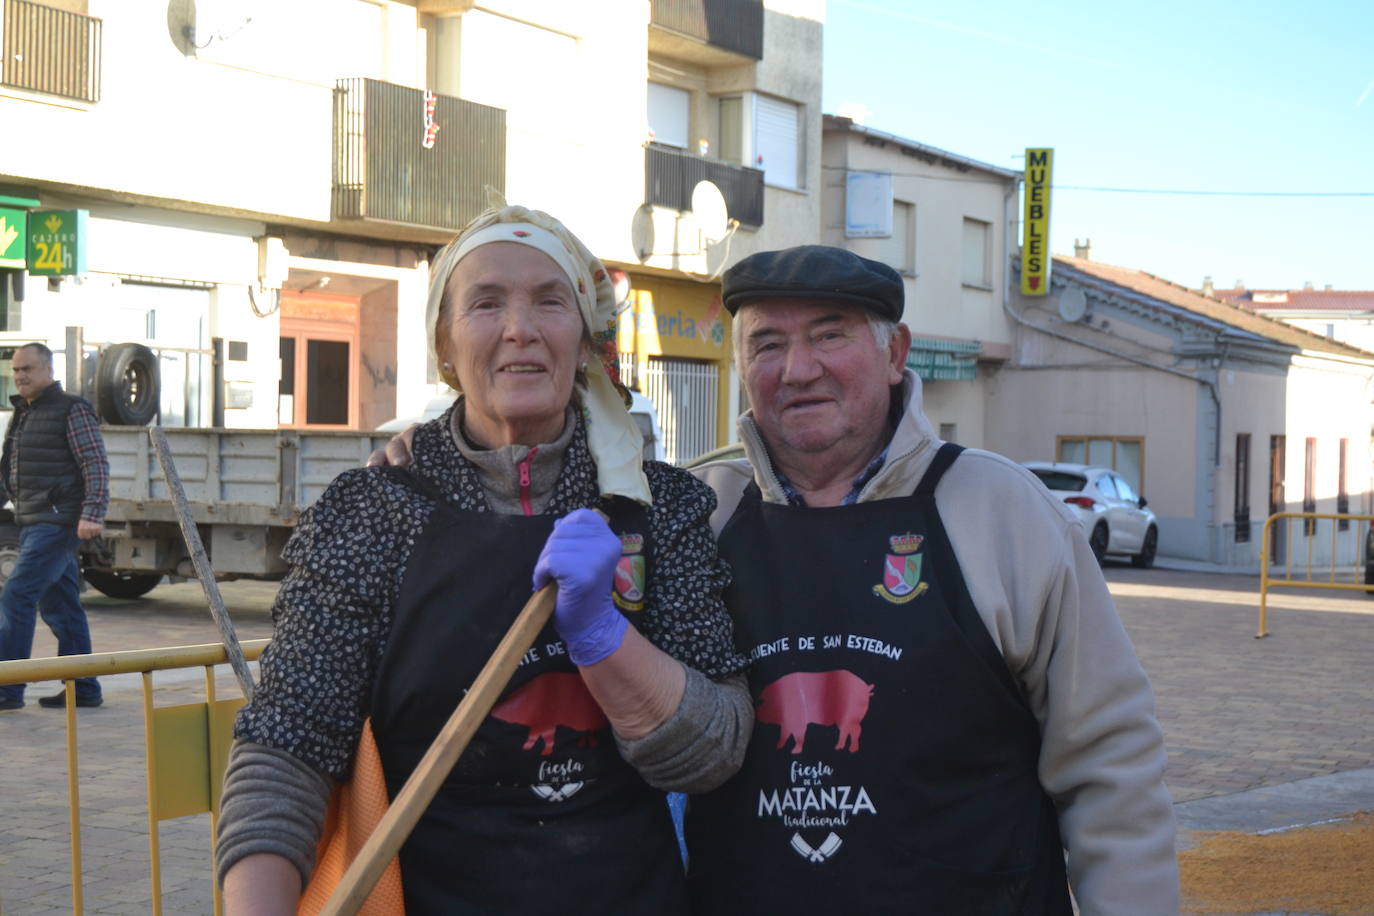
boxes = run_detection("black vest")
[686,444,1072,915]
[368,469,686,915]
[3,383,86,527]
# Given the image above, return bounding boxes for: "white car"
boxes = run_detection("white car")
[1022,462,1159,568]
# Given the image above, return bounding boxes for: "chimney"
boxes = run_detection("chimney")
[1325,284,1333,291]
[1303,281,1314,290]
[1235,279,1245,290]
[1073,238,1091,260]
[1202,276,1214,296]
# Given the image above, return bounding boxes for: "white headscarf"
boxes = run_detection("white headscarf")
[427,203,651,505]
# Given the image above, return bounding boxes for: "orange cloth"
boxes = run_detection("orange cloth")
[298,719,405,915]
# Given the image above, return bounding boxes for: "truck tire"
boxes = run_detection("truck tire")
[0,526,21,594]
[96,343,160,426]
[82,569,163,599]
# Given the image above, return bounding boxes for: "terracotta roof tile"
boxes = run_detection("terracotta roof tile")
[1210,289,1374,312]
[1052,256,1374,361]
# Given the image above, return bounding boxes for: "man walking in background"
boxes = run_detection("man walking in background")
[0,342,109,711]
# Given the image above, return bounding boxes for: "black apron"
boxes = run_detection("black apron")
[687,444,1072,915]
[369,471,685,915]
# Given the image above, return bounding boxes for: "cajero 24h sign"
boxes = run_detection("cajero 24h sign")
[27,209,88,276]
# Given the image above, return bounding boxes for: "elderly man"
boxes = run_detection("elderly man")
[372,246,1179,913]
[0,343,109,711]
[682,246,1177,914]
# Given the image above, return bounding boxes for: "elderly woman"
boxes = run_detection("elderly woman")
[216,205,752,913]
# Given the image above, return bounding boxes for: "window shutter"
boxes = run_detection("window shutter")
[647,82,691,149]
[754,94,800,189]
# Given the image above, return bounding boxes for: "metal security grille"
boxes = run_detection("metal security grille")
[649,0,763,59]
[644,356,718,464]
[1,0,102,103]
[333,78,505,231]
[645,143,764,228]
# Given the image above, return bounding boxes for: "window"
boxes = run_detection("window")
[754,94,801,190]
[938,422,956,442]
[1269,435,1286,563]
[1338,438,1350,530]
[962,218,991,287]
[1303,437,1317,536]
[880,201,915,276]
[1113,474,1139,504]
[647,82,690,149]
[718,96,743,163]
[1235,433,1251,542]
[1057,436,1144,494]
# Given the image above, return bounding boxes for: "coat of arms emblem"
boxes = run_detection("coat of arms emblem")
[611,532,646,611]
[872,533,928,604]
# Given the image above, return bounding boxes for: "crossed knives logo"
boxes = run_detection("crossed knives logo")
[790,832,843,863]
[531,782,584,802]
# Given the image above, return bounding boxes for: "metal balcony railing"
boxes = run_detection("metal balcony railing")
[1,0,102,103]
[650,0,763,60]
[645,143,764,229]
[333,78,505,232]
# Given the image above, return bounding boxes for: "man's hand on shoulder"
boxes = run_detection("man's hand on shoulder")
[77,520,103,541]
[366,424,419,468]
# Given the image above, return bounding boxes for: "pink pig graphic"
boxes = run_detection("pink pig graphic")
[489,672,609,757]
[755,670,875,754]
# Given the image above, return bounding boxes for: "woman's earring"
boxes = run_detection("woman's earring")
[442,361,453,371]
[579,361,589,372]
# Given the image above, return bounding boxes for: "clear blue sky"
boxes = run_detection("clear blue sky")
[822,0,1374,291]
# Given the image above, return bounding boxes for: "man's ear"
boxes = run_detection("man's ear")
[888,323,912,385]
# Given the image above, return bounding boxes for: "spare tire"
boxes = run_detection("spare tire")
[96,343,160,425]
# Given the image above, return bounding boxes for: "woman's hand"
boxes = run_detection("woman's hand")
[532,509,628,666]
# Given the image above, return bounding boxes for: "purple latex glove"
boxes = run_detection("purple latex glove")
[532,508,629,666]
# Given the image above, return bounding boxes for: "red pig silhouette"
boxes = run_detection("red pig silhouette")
[489,672,609,756]
[755,670,874,754]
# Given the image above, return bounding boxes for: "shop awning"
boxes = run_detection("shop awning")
[906,337,980,381]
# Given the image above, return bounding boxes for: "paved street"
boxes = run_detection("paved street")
[3,565,1374,914]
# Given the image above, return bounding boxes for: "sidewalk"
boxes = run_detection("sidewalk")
[3,567,1373,914]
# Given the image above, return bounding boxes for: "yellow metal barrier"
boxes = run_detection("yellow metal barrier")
[1258,512,1374,637]
[0,640,268,916]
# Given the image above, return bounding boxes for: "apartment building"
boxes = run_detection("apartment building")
[0,0,822,457]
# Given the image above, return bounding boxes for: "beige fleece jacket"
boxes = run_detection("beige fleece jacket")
[690,370,1180,916]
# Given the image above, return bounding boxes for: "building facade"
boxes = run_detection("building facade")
[1,0,822,460]
[988,257,1374,567]
[819,115,1020,449]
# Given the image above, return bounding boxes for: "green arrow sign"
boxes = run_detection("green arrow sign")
[28,209,88,276]
[0,207,27,269]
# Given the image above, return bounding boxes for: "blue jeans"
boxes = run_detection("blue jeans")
[0,523,100,703]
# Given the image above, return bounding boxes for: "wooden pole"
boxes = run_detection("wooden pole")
[320,583,558,915]
[148,427,255,701]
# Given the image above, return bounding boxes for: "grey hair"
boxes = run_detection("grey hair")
[732,307,897,367]
[17,342,54,366]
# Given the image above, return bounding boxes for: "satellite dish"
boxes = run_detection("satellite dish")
[690,180,729,244]
[1057,287,1088,323]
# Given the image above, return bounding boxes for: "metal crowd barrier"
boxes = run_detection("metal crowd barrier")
[1258,512,1374,637]
[0,640,268,915]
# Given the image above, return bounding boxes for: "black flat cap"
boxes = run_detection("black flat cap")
[721,245,903,322]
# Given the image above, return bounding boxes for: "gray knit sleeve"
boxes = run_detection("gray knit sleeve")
[615,668,753,793]
[215,739,334,888]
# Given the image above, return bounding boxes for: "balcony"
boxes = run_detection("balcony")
[649,0,763,63]
[333,78,505,232]
[645,143,764,229]
[1,0,102,103]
